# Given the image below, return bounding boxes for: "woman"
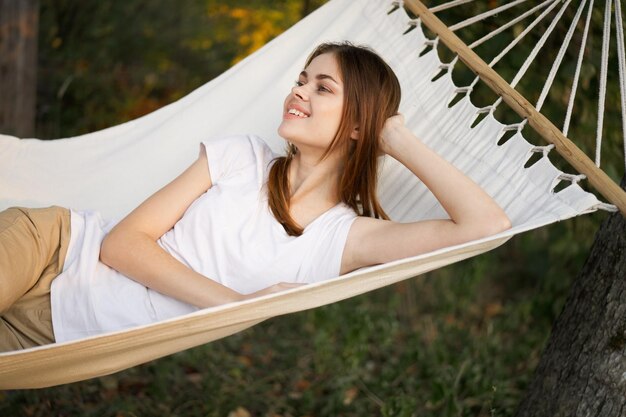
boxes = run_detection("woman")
[0,42,511,351]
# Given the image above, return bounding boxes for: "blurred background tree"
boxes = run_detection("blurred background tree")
[0,0,38,137]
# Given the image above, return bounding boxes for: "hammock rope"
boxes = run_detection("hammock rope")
[512,0,572,89]
[449,0,530,32]
[536,0,587,112]
[596,0,613,167]
[615,0,626,172]
[429,0,475,14]
[563,0,594,137]
[488,0,562,72]
[486,0,573,115]
[450,0,564,113]
[558,173,586,184]
[468,0,557,50]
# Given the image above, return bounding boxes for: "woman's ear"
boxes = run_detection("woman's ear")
[350,125,359,140]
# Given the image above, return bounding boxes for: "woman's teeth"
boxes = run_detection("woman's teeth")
[288,108,309,118]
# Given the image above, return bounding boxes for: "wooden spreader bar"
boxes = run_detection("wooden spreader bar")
[404,0,626,216]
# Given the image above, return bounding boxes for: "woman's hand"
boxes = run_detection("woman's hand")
[242,282,306,300]
[379,113,411,159]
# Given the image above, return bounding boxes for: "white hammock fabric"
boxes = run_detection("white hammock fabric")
[0,0,602,389]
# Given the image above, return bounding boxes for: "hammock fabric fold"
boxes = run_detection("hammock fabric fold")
[0,0,600,389]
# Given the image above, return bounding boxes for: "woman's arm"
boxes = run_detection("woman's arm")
[341,114,511,274]
[100,148,300,308]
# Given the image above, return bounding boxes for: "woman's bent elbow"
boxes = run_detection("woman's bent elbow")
[100,229,124,267]
[470,210,511,240]
[99,233,114,266]
[486,211,512,236]
[501,215,512,232]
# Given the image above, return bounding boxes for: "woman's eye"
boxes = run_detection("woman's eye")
[293,80,330,93]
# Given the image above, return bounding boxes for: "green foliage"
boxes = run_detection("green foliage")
[36,0,325,139]
[4,0,621,415]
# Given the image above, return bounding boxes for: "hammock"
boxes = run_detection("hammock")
[0,0,623,389]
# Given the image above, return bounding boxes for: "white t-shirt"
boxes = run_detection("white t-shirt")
[51,134,357,343]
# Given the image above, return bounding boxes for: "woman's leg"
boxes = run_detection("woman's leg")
[0,206,71,351]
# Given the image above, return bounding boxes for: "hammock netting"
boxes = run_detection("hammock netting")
[0,0,611,389]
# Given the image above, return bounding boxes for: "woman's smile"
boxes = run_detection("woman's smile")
[283,104,310,119]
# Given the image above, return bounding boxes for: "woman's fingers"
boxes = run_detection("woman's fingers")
[245,282,306,300]
[379,113,408,156]
[269,282,306,292]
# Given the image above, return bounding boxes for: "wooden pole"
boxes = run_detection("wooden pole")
[404,0,626,217]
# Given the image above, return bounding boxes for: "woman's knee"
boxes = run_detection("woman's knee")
[0,208,34,311]
[0,207,66,312]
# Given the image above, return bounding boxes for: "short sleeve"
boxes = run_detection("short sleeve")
[301,205,358,283]
[201,134,273,186]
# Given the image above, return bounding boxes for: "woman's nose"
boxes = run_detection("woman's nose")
[292,84,308,101]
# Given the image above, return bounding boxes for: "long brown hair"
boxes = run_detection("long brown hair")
[268,42,402,236]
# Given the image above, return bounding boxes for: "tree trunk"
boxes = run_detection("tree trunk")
[516,176,626,417]
[300,0,312,18]
[0,0,39,137]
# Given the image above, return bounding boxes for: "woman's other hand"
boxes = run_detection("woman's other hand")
[243,282,306,300]
[379,113,409,158]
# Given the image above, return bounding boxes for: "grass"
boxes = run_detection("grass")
[0,215,603,416]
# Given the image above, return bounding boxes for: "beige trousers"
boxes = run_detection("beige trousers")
[0,206,71,352]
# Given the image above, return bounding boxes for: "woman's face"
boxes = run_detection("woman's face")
[278,52,345,154]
